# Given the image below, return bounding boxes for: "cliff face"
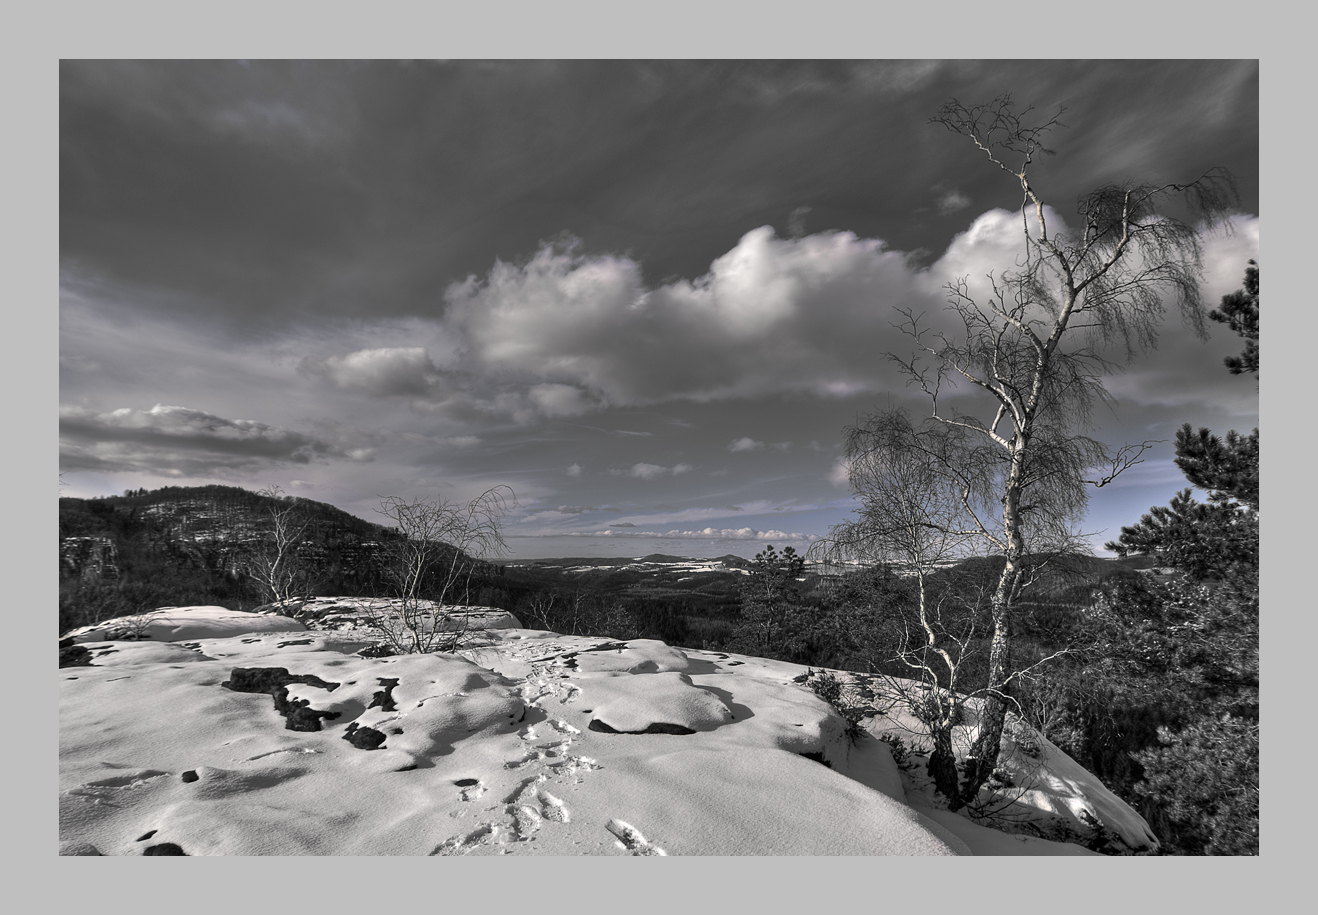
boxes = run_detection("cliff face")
[60,536,121,582]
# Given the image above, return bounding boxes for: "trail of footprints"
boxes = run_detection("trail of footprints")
[431,661,660,855]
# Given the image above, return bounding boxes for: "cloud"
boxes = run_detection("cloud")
[603,502,783,528]
[1094,214,1261,415]
[437,213,1112,411]
[729,437,764,452]
[581,527,819,542]
[302,347,438,397]
[787,205,812,238]
[441,227,932,407]
[59,404,354,475]
[391,205,1258,429]
[935,187,971,215]
[566,463,583,477]
[828,456,853,488]
[621,462,692,480]
[528,383,594,417]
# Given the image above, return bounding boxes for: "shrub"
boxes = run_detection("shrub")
[794,668,868,744]
[1133,713,1259,855]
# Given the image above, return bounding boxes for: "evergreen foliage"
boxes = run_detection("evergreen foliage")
[1066,261,1260,854]
[730,545,809,660]
[1104,488,1256,581]
[1134,714,1259,855]
[1207,260,1259,377]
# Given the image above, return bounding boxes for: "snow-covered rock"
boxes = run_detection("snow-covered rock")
[59,613,1152,855]
[63,605,306,643]
[269,596,521,633]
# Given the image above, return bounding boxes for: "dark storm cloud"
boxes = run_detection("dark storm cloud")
[59,404,365,475]
[60,60,1257,334]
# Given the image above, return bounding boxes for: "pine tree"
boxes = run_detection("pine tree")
[1208,260,1258,377]
[732,545,807,660]
[1101,260,1259,854]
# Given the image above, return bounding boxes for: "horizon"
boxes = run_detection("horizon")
[60,61,1259,559]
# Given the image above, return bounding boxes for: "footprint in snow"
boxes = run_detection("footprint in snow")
[454,778,485,801]
[505,776,572,838]
[548,754,601,779]
[535,738,571,756]
[606,819,666,856]
[431,823,499,856]
[503,749,543,770]
[539,789,569,823]
[547,718,580,736]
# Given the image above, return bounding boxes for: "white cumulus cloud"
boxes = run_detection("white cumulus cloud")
[304,346,438,397]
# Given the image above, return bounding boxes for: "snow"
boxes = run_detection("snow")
[286,596,522,633]
[63,605,309,643]
[860,681,1158,852]
[59,603,1156,855]
[582,671,734,732]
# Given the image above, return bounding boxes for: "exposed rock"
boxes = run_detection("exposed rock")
[143,843,188,855]
[221,667,342,732]
[367,677,400,712]
[588,718,696,735]
[342,722,387,750]
[60,640,93,668]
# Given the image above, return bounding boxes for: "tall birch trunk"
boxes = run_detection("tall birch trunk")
[955,441,1026,809]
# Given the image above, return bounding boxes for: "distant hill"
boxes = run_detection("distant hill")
[59,485,413,634]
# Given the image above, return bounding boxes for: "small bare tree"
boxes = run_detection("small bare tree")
[244,486,316,609]
[372,485,515,654]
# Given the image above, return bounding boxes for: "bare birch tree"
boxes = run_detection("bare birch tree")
[840,95,1236,807]
[817,409,985,799]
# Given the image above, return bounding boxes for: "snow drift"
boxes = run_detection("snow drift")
[59,602,1155,855]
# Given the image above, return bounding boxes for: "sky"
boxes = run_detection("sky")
[59,60,1260,559]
